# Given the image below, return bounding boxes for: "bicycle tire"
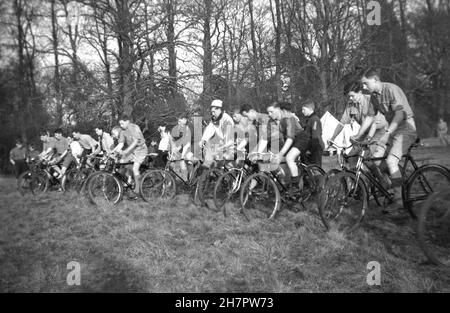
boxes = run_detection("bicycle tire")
[79,169,97,195]
[318,171,368,233]
[305,165,326,194]
[195,168,223,210]
[18,170,49,196]
[87,171,123,205]
[140,169,177,202]
[62,168,93,193]
[213,169,241,217]
[403,164,450,219]
[239,172,281,222]
[417,189,450,267]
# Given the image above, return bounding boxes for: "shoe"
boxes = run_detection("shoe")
[382,203,404,215]
[127,194,140,200]
[382,190,403,214]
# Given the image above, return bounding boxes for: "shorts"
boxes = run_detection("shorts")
[61,154,76,168]
[292,136,309,152]
[374,119,417,160]
[131,147,148,165]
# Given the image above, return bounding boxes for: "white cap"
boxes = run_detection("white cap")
[211,99,223,108]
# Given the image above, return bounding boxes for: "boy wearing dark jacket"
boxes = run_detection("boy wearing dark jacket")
[301,100,325,167]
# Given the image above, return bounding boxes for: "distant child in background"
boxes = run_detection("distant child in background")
[437,117,449,146]
[26,144,41,162]
[147,138,158,168]
[147,138,158,155]
[301,100,325,167]
[156,126,171,168]
[10,139,28,178]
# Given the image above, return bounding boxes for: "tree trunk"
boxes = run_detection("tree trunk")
[13,0,27,144]
[115,0,134,117]
[270,0,282,101]
[201,0,213,114]
[247,0,260,98]
[166,0,177,96]
[51,0,62,127]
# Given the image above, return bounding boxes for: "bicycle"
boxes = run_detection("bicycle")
[195,156,238,211]
[239,152,325,222]
[17,157,75,196]
[61,155,103,193]
[213,152,259,217]
[86,154,152,205]
[319,139,450,233]
[417,189,450,267]
[139,153,206,204]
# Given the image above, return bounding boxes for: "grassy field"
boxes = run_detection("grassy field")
[1,146,450,293]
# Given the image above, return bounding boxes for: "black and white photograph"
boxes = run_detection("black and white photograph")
[0,0,450,297]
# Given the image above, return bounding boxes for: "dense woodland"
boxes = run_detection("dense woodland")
[1,0,449,171]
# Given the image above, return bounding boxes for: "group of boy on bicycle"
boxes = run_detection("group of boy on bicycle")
[329,67,418,210]
[13,66,418,212]
[25,115,146,195]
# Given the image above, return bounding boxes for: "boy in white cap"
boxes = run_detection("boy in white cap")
[199,100,235,167]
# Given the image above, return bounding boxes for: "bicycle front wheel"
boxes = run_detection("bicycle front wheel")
[318,171,368,233]
[87,171,123,205]
[214,169,241,216]
[18,170,49,196]
[305,164,326,195]
[240,172,281,222]
[417,189,450,267]
[404,165,450,219]
[140,169,176,202]
[195,168,223,210]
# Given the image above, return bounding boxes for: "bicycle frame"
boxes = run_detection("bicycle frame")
[332,140,429,203]
[165,159,203,188]
[255,160,312,197]
[223,159,257,194]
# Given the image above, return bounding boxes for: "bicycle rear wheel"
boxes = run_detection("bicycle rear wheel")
[417,189,450,267]
[62,168,93,193]
[305,165,326,195]
[404,165,450,219]
[18,170,49,196]
[87,171,123,205]
[140,169,176,202]
[318,171,368,233]
[240,172,281,222]
[214,169,241,216]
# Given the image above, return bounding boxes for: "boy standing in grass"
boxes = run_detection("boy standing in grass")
[10,139,28,178]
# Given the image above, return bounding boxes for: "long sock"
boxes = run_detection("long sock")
[134,175,141,193]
